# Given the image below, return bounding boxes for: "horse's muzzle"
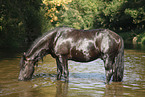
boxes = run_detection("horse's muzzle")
[18,76,24,81]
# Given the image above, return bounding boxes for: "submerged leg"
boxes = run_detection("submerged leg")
[56,56,69,80]
[63,57,69,79]
[112,59,124,82]
[56,58,63,80]
[105,68,113,84]
[103,55,114,84]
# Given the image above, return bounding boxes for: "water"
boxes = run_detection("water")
[0,47,145,97]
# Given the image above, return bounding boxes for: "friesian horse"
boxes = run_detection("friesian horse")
[18,27,124,84]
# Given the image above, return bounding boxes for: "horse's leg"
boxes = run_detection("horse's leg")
[103,55,114,84]
[63,56,69,79]
[112,58,124,82]
[112,51,124,82]
[56,58,63,80]
[56,56,69,80]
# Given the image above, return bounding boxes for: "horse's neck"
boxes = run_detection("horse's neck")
[26,30,57,60]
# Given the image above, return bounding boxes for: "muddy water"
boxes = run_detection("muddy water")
[0,48,145,97]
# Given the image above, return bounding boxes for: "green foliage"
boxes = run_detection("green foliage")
[55,0,105,29]
[96,0,128,30]
[1,0,145,48]
[1,0,44,48]
[94,0,144,31]
[141,37,145,45]
[49,0,145,31]
[136,32,145,45]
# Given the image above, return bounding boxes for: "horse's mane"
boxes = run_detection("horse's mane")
[26,28,56,56]
[26,26,73,57]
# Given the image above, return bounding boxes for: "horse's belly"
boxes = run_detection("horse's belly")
[68,39,100,62]
[54,37,100,62]
[69,46,100,62]
[69,50,100,62]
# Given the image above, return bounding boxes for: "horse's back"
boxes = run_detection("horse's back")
[53,28,101,61]
[53,27,122,62]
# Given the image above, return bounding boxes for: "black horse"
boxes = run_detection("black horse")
[18,27,124,84]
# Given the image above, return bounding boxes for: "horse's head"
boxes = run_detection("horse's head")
[18,53,35,81]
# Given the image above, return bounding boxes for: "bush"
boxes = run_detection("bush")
[1,0,145,48]
[1,0,43,48]
[135,32,145,45]
[141,36,145,45]
[43,0,145,31]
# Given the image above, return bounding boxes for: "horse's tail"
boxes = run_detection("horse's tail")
[113,37,124,82]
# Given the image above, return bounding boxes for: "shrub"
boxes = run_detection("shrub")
[141,36,145,45]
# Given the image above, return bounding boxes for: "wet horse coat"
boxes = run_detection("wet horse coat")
[18,27,124,84]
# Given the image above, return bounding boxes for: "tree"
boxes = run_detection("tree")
[94,0,145,31]
[1,0,43,47]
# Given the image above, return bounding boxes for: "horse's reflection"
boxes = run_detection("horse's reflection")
[104,82,123,96]
[55,81,69,97]
[55,81,124,97]
[18,79,124,97]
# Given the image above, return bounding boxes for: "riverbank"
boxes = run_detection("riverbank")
[118,30,145,45]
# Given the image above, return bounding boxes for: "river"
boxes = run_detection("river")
[0,45,145,97]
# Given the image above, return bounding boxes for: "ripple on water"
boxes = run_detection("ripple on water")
[1,49,145,97]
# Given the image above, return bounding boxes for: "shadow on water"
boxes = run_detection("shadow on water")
[1,44,145,97]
